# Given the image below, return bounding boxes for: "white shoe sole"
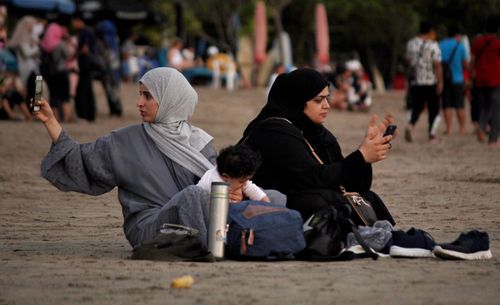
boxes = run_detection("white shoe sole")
[347,245,391,258]
[389,245,434,258]
[433,246,492,260]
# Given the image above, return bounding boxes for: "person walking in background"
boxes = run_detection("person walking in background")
[405,21,443,143]
[439,25,469,135]
[40,21,73,122]
[471,15,500,147]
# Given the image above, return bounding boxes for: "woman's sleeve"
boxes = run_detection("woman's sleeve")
[40,131,117,195]
[250,128,371,192]
[338,150,372,193]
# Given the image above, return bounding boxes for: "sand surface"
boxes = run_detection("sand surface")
[1,82,499,305]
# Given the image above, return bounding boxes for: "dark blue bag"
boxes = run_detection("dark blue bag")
[225,200,306,260]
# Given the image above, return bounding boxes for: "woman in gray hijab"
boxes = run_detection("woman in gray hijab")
[35,67,219,255]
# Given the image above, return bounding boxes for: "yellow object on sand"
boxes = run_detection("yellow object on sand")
[170,275,194,289]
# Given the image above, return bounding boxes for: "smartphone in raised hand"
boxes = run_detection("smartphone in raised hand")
[29,75,43,113]
[383,125,397,137]
[383,125,397,145]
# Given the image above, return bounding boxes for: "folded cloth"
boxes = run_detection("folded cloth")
[347,220,394,251]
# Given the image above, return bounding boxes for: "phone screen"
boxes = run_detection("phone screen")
[383,125,397,137]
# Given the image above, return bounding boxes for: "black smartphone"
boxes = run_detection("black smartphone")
[29,75,43,113]
[383,125,397,137]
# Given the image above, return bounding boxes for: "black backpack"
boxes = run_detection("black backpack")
[296,205,378,261]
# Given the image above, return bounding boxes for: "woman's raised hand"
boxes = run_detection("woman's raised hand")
[33,98,62,143]
[33,98,55,123]
[358,114,393,163]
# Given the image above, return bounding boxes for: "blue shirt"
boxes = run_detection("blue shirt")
[439,38,468,84]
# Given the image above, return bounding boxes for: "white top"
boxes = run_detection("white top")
[169,49,184,67]
[197,168,267,201]
[406,36,442,85]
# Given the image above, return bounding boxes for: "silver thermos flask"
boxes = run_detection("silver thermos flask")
[207,181,230,260]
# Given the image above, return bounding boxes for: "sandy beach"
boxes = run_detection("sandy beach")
[1,81,499,305]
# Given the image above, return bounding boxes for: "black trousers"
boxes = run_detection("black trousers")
[409,85,441,138]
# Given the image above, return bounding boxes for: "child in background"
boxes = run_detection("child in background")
[197,144,270,203]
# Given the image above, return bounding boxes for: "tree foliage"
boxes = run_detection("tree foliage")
[149,0,499,85]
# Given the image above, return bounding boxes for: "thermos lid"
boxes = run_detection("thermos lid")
[211,181,229,186]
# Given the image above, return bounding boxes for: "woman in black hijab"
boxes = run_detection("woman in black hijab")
[240,68,395,222]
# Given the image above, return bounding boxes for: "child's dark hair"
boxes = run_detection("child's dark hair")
[216,144,261,178]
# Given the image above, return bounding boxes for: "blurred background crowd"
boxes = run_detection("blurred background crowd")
[0,0,499,145]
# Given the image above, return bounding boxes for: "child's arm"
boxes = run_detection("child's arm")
[243,181,270,203]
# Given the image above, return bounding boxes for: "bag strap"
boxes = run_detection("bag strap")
[417,41,426,60]
[240,116,293,145]
[343,217,378,260]
[302,124,377,259]
[304,138,324,164]
[304,138,352,196]
[446,42,460,64]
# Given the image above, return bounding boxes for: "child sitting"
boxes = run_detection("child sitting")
[197,144,270,203]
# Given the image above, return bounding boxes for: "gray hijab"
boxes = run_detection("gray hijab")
[140,67,214,177]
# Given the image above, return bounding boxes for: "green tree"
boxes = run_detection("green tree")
[148,0,499,87]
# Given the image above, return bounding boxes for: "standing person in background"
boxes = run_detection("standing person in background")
[6,16,42,104]
[95,19,123,117]
[66,34,79,114]
[439,25,469,135]
[71,15,97,122]
[405,21,443,143]
[206,46,237,91]
[40,22,73,122]
[471,16,500,147]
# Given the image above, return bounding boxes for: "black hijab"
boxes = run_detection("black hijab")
[241,72,289,139]
[242,68,333,147]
